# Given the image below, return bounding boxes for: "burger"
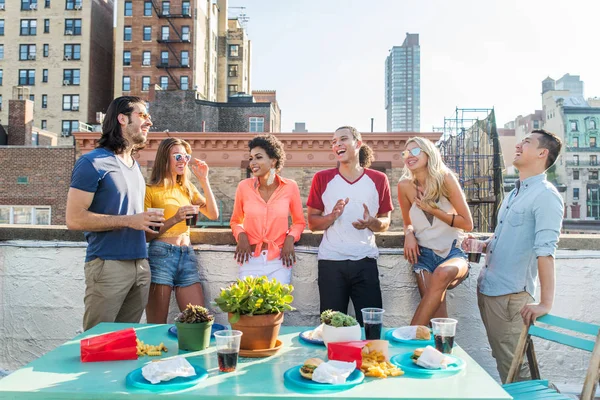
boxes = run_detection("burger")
[410,348,424,364]
[299,357,324,380]
[415,325,431,340]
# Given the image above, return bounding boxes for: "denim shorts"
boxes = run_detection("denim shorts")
[413,240,468,274]
[147,241,201,287]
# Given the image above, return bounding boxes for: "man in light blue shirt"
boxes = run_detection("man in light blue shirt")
[476,129,564,383]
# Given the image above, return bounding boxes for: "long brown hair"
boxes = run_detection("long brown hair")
[335,126,374,168]
[148,137,195,200]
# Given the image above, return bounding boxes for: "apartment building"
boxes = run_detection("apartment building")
[114,0,228,102]
[0,0,113,144]
[218,17,250,101]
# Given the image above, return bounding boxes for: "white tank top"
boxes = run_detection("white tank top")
[409,195,465,258]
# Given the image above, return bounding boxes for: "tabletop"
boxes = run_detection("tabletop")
[0,323,511,400]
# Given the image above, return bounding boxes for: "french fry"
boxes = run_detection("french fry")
[136,339,167,357]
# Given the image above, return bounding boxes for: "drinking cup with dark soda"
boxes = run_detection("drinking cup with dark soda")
[214,330,242,373]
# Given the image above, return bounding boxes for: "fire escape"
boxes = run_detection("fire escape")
[151,1,192,89]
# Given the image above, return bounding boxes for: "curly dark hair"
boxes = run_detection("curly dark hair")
[248,134,286,171]
[97,96,146,154]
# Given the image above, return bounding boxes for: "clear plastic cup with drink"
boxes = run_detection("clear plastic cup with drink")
[185,205,199,227]
[464,238,485,263]
[214,330,243,373]
[431,318,457,354]
[146,208,164,232]
[361,308,385,340]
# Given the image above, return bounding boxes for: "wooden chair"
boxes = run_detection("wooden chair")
[503,314,600,400]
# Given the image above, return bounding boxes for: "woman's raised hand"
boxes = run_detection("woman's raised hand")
[190,159,209,181]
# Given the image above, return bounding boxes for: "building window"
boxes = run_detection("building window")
[19,44,36,60]
[144,1,152,16]
[62,120,78,135]
[180,51,189,66]
[573,137,579,148]
[123,50,131,66]
[142,76,150,91]
[160,51,168,65]
[161,26,169,40]
[44,18,49,33]
[143,26,151,41]
[64,19,81,35]
[41,120,47,130]
[249,117,265,133]
[45,0,50,7]
[0,206,52,225]
[0,45,3,60]
[124,1,132,16]
[533,120,540,129]
[592,155,598,166]
[573,170,579,180]
[21,0,38,11]
[574,155,579,165]
[591,137,597,148]
[0,20,4,36]
[19,69,35,85]
[43,44,49,57]
[42,94,47,108]
[161,1,170,15]
[62,94,79,111]
[181,26,190,41]
[42,69,48,82]
[180,76,189,90]
[182,1,190,15]
[63,69,80,85]
[64,44,80,60]
[122,76,131,91]
[571,121,578,131]
[160,76,168,90]
[123,26,132,41]
[142,51,151,66]
[228,84,238,96]
[29,94,35,102]
[591,171,599,180]
[228,64,238,77]
[229,44,239,57]
[0,70,3,86]
[573,188,579,200]
[21,20,37,36]
[65,0,82,9]
[590,120,597,130]
[0,95,2,111]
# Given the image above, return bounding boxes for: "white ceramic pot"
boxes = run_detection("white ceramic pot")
[321,323,362,345]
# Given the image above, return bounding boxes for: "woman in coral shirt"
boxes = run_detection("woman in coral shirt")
[230,134,306,284]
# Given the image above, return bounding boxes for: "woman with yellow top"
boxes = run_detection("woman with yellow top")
[144,137,219,324]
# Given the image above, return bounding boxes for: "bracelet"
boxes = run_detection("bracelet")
[450,214,456,227]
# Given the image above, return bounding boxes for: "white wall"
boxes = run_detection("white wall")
[0,241,598,386]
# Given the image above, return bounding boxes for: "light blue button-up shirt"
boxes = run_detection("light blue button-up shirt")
[478,173,563,297]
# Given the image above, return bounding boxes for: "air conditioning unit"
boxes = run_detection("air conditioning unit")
[63,80,70,85]
[28,54,36,60]
[0,4,5,10]
[142,60,150,66]
[66,30,73,35]
[182,35,189,41]
[71,105,79,111]
[61,130,71,137]
[182,62,189,67]
[64,55,71,60]
[74,4,82,10]
[30,3,37,10]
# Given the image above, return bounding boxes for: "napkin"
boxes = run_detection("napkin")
[415,346,451,370]
[308,323,324,340]
[312,360,356,384]
[141,357,196,384]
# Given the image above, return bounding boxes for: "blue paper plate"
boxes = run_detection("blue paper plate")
[168,323,226,339]
[298,330,325,346]
[283,365,364,390]
[390,351,465,375]
[125,363,208,391]
[385,328,435,346]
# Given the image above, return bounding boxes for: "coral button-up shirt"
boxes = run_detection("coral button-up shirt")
[230,175,306,261]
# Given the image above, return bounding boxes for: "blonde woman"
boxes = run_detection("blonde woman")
[144,138,219,324]
[397,137,473,326]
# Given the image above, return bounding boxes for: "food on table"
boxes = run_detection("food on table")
[410,346,452,369]
[299,357,324,380]
[361,344,403,378]
[136,339,168,357]
[410,348,424,363]
[415,325,431,340]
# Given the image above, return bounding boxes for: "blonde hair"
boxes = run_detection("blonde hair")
[148,137,198,202]
[400,137,455,209]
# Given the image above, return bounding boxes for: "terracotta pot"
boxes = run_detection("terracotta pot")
[321,323,362,345]
[229,312,284,350]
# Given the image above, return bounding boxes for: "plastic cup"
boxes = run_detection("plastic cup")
[361,308,385,340]
[147,208,164,232]
[214,330,243,373]
[185,205,200,227]
[431,318,457,354]
[464,238,485,263]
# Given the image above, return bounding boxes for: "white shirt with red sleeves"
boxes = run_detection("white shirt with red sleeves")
[307,168,394,261]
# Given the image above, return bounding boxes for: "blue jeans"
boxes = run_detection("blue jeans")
[147,241,201,287]
[413,240,467,274]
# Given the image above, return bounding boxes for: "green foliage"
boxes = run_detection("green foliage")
[214,276,295,324]
[175,304,214,324]
[320,309,358,327]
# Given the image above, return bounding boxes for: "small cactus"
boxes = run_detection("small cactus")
[320,309,357,327]
[175,304,214,324]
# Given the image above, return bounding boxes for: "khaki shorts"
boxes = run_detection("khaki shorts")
[83,258,151,331]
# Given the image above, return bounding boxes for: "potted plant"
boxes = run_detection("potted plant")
[175,304,214,351]
[320,309,361,345]
[214,276,295,350]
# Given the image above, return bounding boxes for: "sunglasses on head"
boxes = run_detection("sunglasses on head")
[401,147,423,159]
[172,153,191,163]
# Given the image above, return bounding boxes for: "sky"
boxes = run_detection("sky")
[226,0,600,133]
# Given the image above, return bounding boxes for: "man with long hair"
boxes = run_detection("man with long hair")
[66,96,164,331]
[475,129,564,382]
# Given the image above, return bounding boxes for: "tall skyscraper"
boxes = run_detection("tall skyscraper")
[385,33,420,132]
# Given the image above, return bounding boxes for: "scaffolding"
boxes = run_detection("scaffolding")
[437,108,504,233]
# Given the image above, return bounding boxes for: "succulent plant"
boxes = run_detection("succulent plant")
[320,309,358,327]
[175,304,215,324]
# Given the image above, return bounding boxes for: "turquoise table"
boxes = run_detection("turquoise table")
[0,323,511,400]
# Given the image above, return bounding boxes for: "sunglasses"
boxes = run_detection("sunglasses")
[172,153,192,163]
[401,147,423,159]
[137,112,152,121]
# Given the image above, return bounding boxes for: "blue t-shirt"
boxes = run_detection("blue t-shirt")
[70,148,148,262]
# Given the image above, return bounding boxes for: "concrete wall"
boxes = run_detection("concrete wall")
[0,232,599,387]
